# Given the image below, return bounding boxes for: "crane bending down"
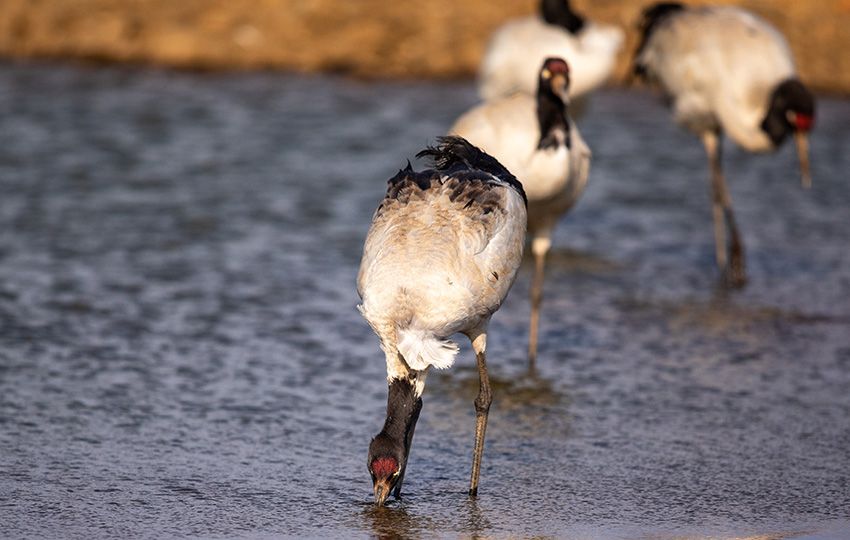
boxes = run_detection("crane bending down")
[357,137,527,504]
[633,2,815,287]
[451,58,591,367]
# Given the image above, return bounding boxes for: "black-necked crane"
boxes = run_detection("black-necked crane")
[479,0,624,107]
[633,2,815,287]
[450,58,591,367]
[357,137,527,504]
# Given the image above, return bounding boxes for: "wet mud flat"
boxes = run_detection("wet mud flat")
[0,64,849,538]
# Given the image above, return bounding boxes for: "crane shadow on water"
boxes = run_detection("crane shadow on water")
[430,364,572,439]
[616,291,850,337]
[521,246,624,275]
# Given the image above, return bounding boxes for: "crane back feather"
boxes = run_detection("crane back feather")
[358,137,526,374]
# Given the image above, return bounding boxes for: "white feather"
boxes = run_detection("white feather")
[479,17,624,102]
[397,328,459,371]
[637,6,796,152]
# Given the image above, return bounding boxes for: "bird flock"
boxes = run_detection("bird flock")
[357,0,816,505]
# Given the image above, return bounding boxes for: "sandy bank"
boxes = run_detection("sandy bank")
[0,0,847,93]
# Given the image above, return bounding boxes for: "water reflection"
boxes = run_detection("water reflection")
[616,293,850,337]
[361,502,433,540]
[360,495,493,539]
[457,497,493,538]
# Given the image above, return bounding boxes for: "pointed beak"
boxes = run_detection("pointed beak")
[794,130,812,189]
[373,479,392,506]
[552,74,569,101]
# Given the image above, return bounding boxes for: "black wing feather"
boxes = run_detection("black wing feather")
[415,136,526,203]
[375,137,526,221]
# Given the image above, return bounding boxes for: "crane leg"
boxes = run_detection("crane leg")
[468,328,491,497]
[528,235,551,369]
[703,130,746,288]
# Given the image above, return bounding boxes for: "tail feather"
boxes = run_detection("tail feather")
[416,136,511,183]
[415,136,526,203]
[397,328,459,371]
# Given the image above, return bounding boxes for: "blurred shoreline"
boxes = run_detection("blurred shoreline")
[1,0,848,93]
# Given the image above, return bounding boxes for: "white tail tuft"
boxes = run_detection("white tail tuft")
[397,329,459,371]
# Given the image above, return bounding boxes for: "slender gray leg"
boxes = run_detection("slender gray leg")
[467,328,492,497]
[528,235,551,369]
[703,130,746,288]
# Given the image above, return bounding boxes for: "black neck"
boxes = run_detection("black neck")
[381,377,421,439]
[541,0,585,34]
[368,377,422,466]
[537,85,570,150]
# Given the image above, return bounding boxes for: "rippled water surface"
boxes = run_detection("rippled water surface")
[1,63,849,539]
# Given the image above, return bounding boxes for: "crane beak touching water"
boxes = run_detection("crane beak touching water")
[794,130,812,189]
[373,477,393,506]
[789,110,814,189]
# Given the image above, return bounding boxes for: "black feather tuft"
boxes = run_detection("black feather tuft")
[632,2,685,78]
[386,162,435,201]
[415,135,480,170]
[417,136,511,185]
[540,0,586,34]
[416,136,526,204]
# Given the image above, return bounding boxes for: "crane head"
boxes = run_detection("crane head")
[539,57,571,102]
[368,456,400,505]
[368,433,404,505]
[762,78,815,188]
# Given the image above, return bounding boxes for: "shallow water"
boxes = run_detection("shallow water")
[0,63,849,539]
